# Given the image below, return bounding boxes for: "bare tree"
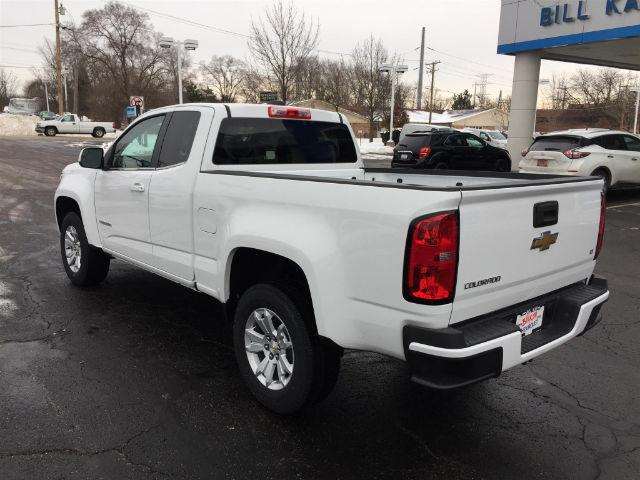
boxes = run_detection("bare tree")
[240,65,269,103]
[350,36,389,141]
[317,59,352,109]
[201,55,246,102]
[0,69,19,109]
[249,0,319,103]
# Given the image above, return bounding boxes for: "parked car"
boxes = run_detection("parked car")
[55,103,608,414]
[519,129,640,190]
[392,129,512,171]
[462,128,508,150]
[36,113,115,138]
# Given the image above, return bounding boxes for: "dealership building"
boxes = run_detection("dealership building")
[498,0,640,168]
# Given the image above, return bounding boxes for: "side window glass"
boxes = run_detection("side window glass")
[62,114,73,122]
[466,135,484,148]
[111,115,165,169]
[445,134,463,147]
[157,111,201,167]
[597,135,627,151]
[623,135,640,152]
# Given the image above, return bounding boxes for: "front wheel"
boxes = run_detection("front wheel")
[495,157,511,172]
[60,212,110,286]
[233,283,342,414]
[44,127,57,137]
[92,127,105,138]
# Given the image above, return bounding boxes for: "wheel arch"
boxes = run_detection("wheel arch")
[590,165,614,186]
[226,247,317,334]
[55,196,81,229]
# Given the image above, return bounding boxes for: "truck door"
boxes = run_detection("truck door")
[59,114,78,133]
[148,110,203,281]
[94,114,167,265]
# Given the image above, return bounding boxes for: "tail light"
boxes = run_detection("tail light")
[419,146,432,158]
[267,106,311,120]
[595,193,606,259]
[404,211,459,304]
[563,149,591,159]
[521,148,529,157]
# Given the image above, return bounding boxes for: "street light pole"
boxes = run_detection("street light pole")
[634,87,640,134]
[379,63,408,146]
[54,0,64,115]
[160,37,198,105]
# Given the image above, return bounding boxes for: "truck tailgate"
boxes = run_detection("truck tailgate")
[451,179,603,325]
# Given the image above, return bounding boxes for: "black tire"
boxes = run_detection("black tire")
[233,283,342,414]
[92,127,105,138]
[60,212,110,287]
[591,168,611,194]
[44,126,57,137]
[433,160,449,170]
[495,156,511,172]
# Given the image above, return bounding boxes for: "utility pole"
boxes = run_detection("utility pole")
[44,82,50,112]
[379,63,408,146]
[472,83,477,108]
[632,85,640,134]
[427,61,441,123]
[54,0,64,115]
[416,27,426,110]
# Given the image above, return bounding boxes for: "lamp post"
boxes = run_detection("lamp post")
[631,86,640,135]
[159,37,199,104]
[379,63,408,146]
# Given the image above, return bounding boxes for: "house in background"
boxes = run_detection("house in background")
[291,99,370,137]
[407,108,508,131]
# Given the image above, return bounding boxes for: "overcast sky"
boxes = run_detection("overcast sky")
[0,0,608,103]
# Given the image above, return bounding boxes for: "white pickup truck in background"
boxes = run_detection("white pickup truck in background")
[54,103,609,414]
[36,113,116,138]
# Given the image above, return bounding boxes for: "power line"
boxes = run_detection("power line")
[0,23,54,28]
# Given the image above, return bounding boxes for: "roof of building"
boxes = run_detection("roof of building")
[407,108,498,124]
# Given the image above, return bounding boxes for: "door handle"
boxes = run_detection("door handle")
[607,155,614,159]
[130,182,145,192]
[632,158,638,161]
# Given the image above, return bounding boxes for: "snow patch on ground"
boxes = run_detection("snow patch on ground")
[0,114,38,136]
[356,137,393,156]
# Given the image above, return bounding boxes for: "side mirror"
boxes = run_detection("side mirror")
[79,147,104,169]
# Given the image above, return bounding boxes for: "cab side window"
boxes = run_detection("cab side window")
[157,111,201,168]
[61,114,74,122]
[622,135,640,152]
[111,115,165,169]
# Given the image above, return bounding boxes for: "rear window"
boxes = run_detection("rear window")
[397,134,431,150]
[529,136,583,152]
[212,118,357,165]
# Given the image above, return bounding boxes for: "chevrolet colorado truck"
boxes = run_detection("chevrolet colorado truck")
[54,103,609,414]
[37,113,115,138]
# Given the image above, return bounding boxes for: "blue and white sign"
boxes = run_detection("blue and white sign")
[498,0,640,57]
[125,106,137,118]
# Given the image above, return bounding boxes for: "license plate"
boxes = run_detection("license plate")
[516,306,544,336]
[401,154,409,160]
[537,159,549,167]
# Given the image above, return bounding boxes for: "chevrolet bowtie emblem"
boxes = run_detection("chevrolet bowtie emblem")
[531,231,558,252]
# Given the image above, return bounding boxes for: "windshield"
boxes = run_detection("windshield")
[529,136,583,152]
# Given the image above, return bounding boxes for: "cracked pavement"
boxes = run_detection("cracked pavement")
[0,135,639,479]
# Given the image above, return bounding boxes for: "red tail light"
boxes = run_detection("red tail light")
[404,211,459,304]
[595,193,606,259]
[521,148,529,157]
[563,149,591,159]
[267,106,311,120]
[419,146,432,158]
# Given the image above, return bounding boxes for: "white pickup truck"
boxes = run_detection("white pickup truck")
[36,113,115,138]
[54,103,609,414]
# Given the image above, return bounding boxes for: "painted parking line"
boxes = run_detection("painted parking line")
[607,201,640,210]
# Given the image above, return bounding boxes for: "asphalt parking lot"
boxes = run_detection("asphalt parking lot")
[1,135,639,480]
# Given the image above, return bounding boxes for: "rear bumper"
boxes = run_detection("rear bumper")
[403,278,609,389]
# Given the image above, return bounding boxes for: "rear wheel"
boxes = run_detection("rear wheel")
[495,156,511,172]
[591,168,611,193]
[44,126,57,137]
[233,283,342,414]
[433,160,449,170]
[60,212,110,286]
[92,127,105,138]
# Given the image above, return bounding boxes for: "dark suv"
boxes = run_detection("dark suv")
[392,129,512,171]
